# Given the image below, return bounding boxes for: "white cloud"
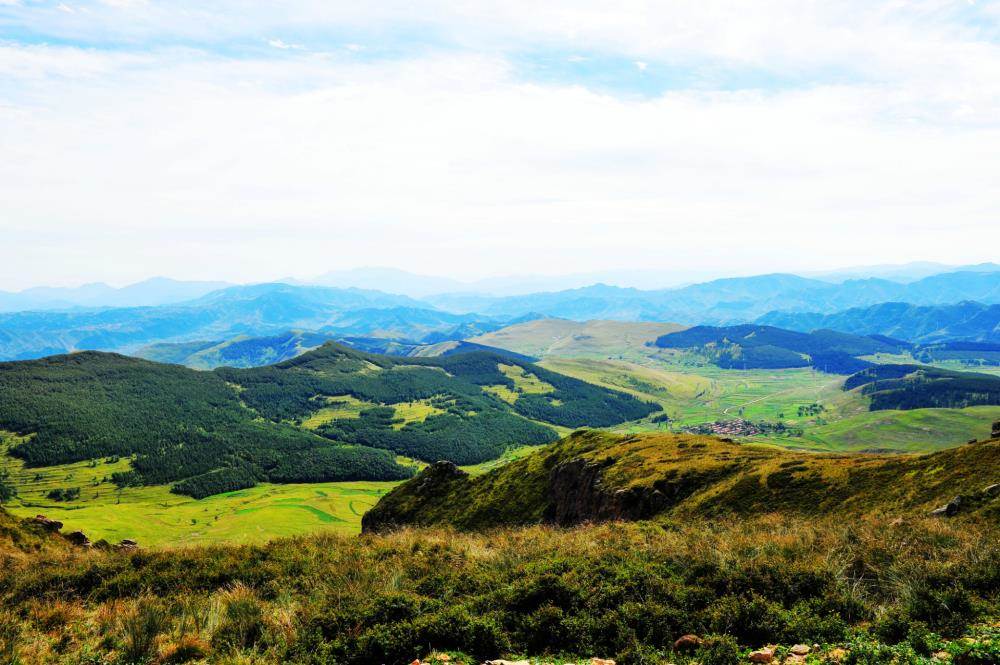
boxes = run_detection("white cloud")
[267,38,303,50]
[0,3,998,287]
[634,60,647,71]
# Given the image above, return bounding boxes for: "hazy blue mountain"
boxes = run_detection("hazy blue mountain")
[0,277,231,312]
[317,306,506,341]
[426,271,1000,324]
[137,332,535,369]
[808,261,1000,284]
[310,267,467,298]
[0,284,497,360]
[758,301,1000,343]
[136,330,339,369]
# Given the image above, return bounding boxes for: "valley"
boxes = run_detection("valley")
[2,294,1000,663]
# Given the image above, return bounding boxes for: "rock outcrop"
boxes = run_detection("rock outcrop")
[30,514,63,532]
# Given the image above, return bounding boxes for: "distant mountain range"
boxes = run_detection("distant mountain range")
[137,331,534,369]
[0,284,514,361]
[429,270,1000,323]
[1,267,998,361]
[757,301,1000,343]
[0,277,231,312]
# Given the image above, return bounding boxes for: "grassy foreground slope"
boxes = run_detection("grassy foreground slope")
[363,430,1000,532]
[2,495,999,663]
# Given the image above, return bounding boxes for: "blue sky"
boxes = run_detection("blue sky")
[1,1,999,288]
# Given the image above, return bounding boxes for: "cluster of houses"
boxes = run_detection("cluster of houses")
[682,419,767,437]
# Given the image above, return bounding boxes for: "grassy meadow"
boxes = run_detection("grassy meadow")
[2,512,997,664]
[0,431,401,545]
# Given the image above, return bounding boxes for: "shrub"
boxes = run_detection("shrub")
[158,635,211,664]
[699,634,742,665]
[120,598,171,664]
[212,584,266,652]
[0,611,21,665]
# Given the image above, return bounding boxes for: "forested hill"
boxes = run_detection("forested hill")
[654,324,907,373]
[844,364,1000,411]
[0,344,657,499]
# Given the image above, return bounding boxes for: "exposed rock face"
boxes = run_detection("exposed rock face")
[544,456,739,526]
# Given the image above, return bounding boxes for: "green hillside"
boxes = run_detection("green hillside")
[0,344,656,500]
[363,429,1000,532]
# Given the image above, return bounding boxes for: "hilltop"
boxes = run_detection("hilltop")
[135,330,338,369]
[363,429,1000,532]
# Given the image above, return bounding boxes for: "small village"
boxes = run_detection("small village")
[682,419,802,438]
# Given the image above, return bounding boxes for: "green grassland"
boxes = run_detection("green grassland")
[758,405,1000,452]
[0,429,405,546]
[0,426,546,545]
[539,356,849,427]
[537,354,1000,453]
[0,447,549,546]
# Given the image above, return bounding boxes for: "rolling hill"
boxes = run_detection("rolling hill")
[0,343,657,499]
[469,318,686,358]
[363,429,1000,532]
[654,324,907,373]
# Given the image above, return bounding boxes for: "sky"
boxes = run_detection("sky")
[1,1,999,290]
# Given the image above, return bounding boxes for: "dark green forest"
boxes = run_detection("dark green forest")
[0,344,655,497]
[844,364,1000,410]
